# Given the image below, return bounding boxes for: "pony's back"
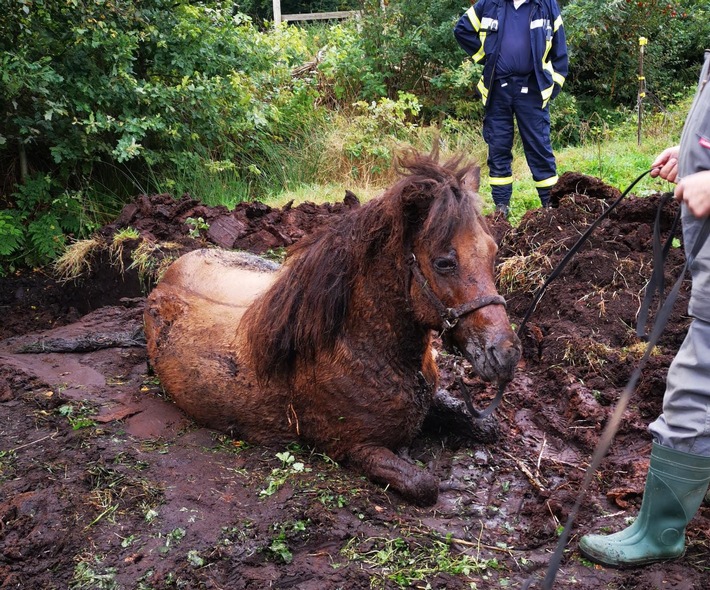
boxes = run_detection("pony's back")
[156,249,279,307]
[144,248,294,438]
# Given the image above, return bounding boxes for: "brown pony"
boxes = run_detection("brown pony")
[144,151,521,505]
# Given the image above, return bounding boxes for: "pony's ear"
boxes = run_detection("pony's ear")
[462,166,481,192]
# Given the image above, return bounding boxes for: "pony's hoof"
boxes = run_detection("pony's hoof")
[405,471,439,506]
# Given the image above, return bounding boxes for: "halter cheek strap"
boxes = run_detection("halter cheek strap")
[407,253,507,330]
[406,253,508,419]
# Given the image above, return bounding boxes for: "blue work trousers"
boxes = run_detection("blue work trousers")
[483,75,557,207]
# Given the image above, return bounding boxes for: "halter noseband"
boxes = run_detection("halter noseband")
[407,253,506,331]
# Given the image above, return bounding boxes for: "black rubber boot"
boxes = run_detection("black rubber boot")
[538,188,551,208]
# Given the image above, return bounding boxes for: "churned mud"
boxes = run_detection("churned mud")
[1,174,708,589]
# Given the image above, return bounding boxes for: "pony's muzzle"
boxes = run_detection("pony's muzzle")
[462,331,521,383]
[488,332,522,380]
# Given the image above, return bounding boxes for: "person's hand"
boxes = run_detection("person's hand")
[675,170,710,218]
[651,145,680,183]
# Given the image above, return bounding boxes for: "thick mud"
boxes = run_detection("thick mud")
[1,173,708,589]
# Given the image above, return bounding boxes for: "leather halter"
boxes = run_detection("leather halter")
[407,252,508,420]
[407,253,506,331]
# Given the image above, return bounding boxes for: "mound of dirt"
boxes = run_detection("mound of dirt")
[1,173,707,590]
[101,190,361,251]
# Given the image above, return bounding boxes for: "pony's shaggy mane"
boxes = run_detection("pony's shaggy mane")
[239,150,482,385]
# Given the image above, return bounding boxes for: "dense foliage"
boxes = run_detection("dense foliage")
[0,0,316,270]
[319,0,708,117]
[563,0,707,109]
[0,0,708,273]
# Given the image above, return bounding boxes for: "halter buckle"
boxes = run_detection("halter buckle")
[442,309,460,330]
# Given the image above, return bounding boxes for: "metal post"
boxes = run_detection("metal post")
[637,36,647,146]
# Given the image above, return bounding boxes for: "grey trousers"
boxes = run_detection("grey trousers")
[649,316,710,456]
[649,50,710,458]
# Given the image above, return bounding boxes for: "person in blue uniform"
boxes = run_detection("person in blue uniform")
[454,0,568,217]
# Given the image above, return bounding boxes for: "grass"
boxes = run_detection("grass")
[252,99,688,225]
[264,182,381,209]
[341,532,502,588]
[497,251,553,295]
[54,237,102,281]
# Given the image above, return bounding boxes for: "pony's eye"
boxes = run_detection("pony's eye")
[433,257,457,273]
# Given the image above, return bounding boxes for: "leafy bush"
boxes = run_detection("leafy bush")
[0,0,320,271]
[550,92,582,146]
[317,0,465,117]
[562,0,708,111]
[341,92,423,179]
[0,8,315,184]
[0,174,92,274]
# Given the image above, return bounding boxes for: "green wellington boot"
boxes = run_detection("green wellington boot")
[579,442,710,568]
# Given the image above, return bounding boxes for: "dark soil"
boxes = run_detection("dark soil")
[1,174,708,590]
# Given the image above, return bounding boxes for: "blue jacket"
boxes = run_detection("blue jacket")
[454,0,569,107]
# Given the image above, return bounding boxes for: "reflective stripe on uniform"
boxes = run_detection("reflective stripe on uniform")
[467,8,487,63]
[473,33,487,63]
[466,6,481,30]
[477,78,488,104]
[534,175,558,188]
[541,84,553,101]
[490,176,514,186]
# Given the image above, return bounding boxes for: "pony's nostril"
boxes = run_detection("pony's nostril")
[492,334,521,360]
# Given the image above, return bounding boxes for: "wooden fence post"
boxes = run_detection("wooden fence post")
[273,0,282,26]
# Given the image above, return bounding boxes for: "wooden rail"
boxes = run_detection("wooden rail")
[273,0,358,25]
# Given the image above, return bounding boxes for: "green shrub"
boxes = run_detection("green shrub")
[550,91,582,146]
[316,0,465,116]
[0,0,321,270]
[562,0,708,110]
[0,174,94,274]
[342,92,423,178]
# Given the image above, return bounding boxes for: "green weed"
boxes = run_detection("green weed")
[185,216,210,239]
[57,402,97,430]
[70,557,119,590]
[259,450,311,498]
[342,533,500,588]
[265,520,310,564]
[0,449,17,481]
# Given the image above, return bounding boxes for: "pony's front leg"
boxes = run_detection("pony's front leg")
[427,387,499,443]
[348,444,439,506]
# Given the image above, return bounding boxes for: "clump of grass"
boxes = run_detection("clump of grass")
[562,339,616,372]
[71,556,119,590]
[621,341,661,360]
[128,239,182,286]
[53,226,181,289]
[109,227,141,274]
[54,237,103,281]
[497,251,552,295]
[341,533,500,588]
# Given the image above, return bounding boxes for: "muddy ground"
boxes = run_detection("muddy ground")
[1,174,708,590]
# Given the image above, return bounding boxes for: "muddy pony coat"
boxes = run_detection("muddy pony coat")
[144,152,521,505]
